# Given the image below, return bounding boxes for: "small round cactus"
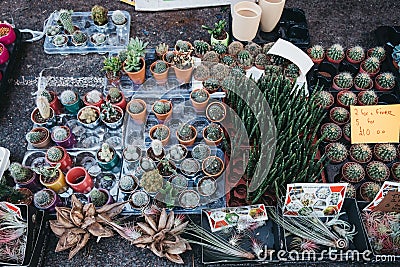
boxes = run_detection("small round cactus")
[366,161,390,182]
[245,42,262,58]
[358,90,378,105]
[128,100,144,114]
[111,10,127,25]
[361,182,380,201]
[354,72,372,90]
[375,72,395,90]
[350,143,372,163]
[140,169,163,193]
[345,184,357,198]
[26,129,47,144]
[347,46,365,62]
[177,123,195,141]
[321,123,342,142]
[237,50,253,68]
[60,90,77,105]
[153,126,169,141]
[221,54,235,66]
[343,123,351,140]
[374,143,397,162]
[155,42,169,57]
[255,53,268,68]
[124,145,141,161]
[153,60,167,74]
[72,30,87,45]
[193,40,210,57]
[52,35,67,46]
[151,139,164,157]
[119,175,137,192]
[9,162,33,183]
[211,63,229,81]
[392,163,400,180]
[337,90,357,106]
[333,72,353,90]
[91,33,106,45]
[361,56,380,74]
[327,44,345,61]
[98,143,114,162]
[79,107,98,124]
[314,91,334,109]
[108,87,122,103]
[175,40,191,52]
[202,51,220,65]
[85,90,102,104]
[46,147,64,162]
[91,5,108,26]
[325,142,348,163]
[342,162,365,183]
[34,189,53,208]
[153,100,171,114]
[285,64,300,79]
[52,126,69,141]
[330,107,349,124]
[212,43,227,55]
[368,46,386,62]
[308,45,325,61]
[90,188,108,207]
[191,88,209,103]
[203,78,220,93]
[193,64,210,81]
[228,41,244,56]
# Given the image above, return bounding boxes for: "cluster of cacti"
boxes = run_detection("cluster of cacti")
[338,90,357,106]
[153,100,171,114]
[362,57,380,73]
[85,90,102,104]
[193,64,210,81]
[177,123,194,140]
[39,89,53,103]
[9,162,33,183]
[175,40,190,52]
[207,103,225,121]
[72,31,87,44]
[347,46,365,62]
[26,129,46,143]
[111,10,126,25]
[350,143,372,163]
[191,88,208,103]
[91,5,108,26]
[205,123,222,141]
[124,145,141,161]
[58,9,75,34]
[285,63,300,79]
[203,78,220,92]
[101,101,121,122]
[343,123,351,139]
[237,50,253,68]
[89,188,108,207]
[369,46,386,61]
[358,90,377,105]
[374,143,397,162]
[192,144,210,161]
[193,40,210,56]
[119,175,136,191]
[53,35,67,46]
[362,182,380,201]
[168,144,187,161]
[334,72,353,89]
[52,126,69,141]
[172,50,193,70]
[245,42,262,57]
[47,146,64,162]
[330,107,349,124]
[314,91,333,109]
[153,60,167,74]
[98,143,114,162]
[354,72,372,89]
[128,99,144,114]
[308,45,324,60]
[153,126,169,141]
[140,170,163,192]
[60,90,77,105]
[212,43,227,55]
[366,161,389,182]
[255,53,268,67]
[36,95,51,119]
[79,107,98,123]
[211,63,229,80]
[321,123,342,142]
[34,189,53,207]
[151,140,164,157]
[326,142,348,163]
[342,162,365,182]
[108,87,122,102]
[203,156,222,175]
[376,72,395,89]
[327,44,345,61]
[228,41,244,55]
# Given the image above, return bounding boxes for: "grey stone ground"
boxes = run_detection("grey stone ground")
[0,0,399,266]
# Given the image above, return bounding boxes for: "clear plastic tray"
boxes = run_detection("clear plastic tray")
[43,11,131,55]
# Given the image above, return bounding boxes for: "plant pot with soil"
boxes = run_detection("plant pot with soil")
[139,157,156,173]
[123,37,148,84]
[45,146,73,172]
[192,143,211,162]
[88,188,113,207]
[172,50,194,84]
[203,77,221,94]
[130,190,150,209]
[190,88,210,112]
[391,162,400,181]
[367,46,386,63]
[123,145,142,167]
[197,176,217,197]
[119,174,139,194]
[31,95,55,127]
[178,190,200,209]
[8,162,41,192]
[374,143,397,162]
[375,72,396,91]
[360,57,380,77]
[147,140,165,162]
[193,40,210,59]
[102,56,122,86]
[307,45,325,64]
[314,90,334,109]
[51,126,76,148]
[176,123,197,146]
[332,72,353,91]
[0,23,16,45]
[167,144,188,163]
[325,142,348,164]
[206,102,226,122]
[157,158,177,179]
[150,60,169,84]
[202,19,229,46]
[343,123,351,142]
[106,87,127,110]
[71,30,88,46]
[127,98,147,124]
[329,107,349,125]
[359,182,381,202]
[97,173,116,190]
[254,53,268,70]
[149,124,170,146]
[174,39,193,53]
[38,89,63,114]
[33,188,60,211]
[100,102,124,129]
[337,90,357,108]
[96,143,120,170]
[77,106,101,129]
[155,42,169,59]
[52,34,68,47]
[202,156,224,178]
[349,143,372,163]
[60,90,82,114]
[180,158,200,177]
[353,72,373,91]
[203,123,223,146]
[357,90,378,106]
[32,163,67,194]
[341,162,365,183]
[345,46,365,64]
[65,166,94,193]
[26,127,51,149]
[326,44,345,64]
[366,161,390,182]
[111,10,127,27]
[90,32,107,46]
[170,174,188,191]
[140,169,163,194]
[152,99,173,122]
[83,89,103,108]
[320,123,342,142]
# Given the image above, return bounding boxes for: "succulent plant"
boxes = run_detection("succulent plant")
[85,90,102,104]
[167,145,187,161]
[9,162,33,183]
[155,42,169,57]
[338,90,357,106]
[327,44,345,61]
[89,188,108,207]
[202,51,220,65]
[153,126,169,141]
[366,161,389,182]
[350,144,372,163]
[203,156,223,175]
[153,60,167,74]
[193,64,210,81]
[128,99,144,114]
[153,100,171,114]
[211,63,229,80]
[202,19,227,39]
[203,78,220,92]
[172,50,193,70]
[254,53,268,68]
[46,25,61,36]
[343,123,351,140]
[374,143,397,162]
[321,123,342,142]
[98,143,114,162]
[264,65,283,76]
[362,182,380,201]
[347,46,365,62]
[334,72,353,89]
[362,57,380,73]
[191,88,208,103]
[140,169,163,192]
[119,175,137,192]
[262,42,275,55]
[308,45,324,60]
[175,40,191,52]
[330,107,349,124]
[177,123,194,141]
[52,126,69,141]
[127,36,148,57]
[100,102,121,122]
[205,123,222,141]
[34,189,53,207]
[140,157,155,172]
[26,129,47,144]
[285,63,300,79]
[47,146,64,162]
[245,42,262,58]
[192,144,211,161]
[180,158,199,175]
[31,163,61,184]
[228,41,244,56]
[193,40,210,56]
[345,184,356,198]
[111,10,127,25]
[164,51,175,64]
[212,43,227,55]
[369,46,386,61]
[79,107,98,124]
[72,31,87,45]
[91,5,108,26]
[376,72,395,89]
[207,103,225,121]
[58,9,74,34]
[354,72,372,89]
[91,33,106,44]
[392,163,400,179]
[237,50,253,68]
[124,145,141,161]
[130,191,150,207]
[325,142,348,163]
[314,91,334,109]
[151,139,164,157]
[36,95,51,119]
[53,34,67,46]
[221,54,235,66]
[170,175,187,189]
[124,52,143,72]
[60,90,77,105]
[358,90,378,105]
[103,56,122,77]
[342,162,365,182]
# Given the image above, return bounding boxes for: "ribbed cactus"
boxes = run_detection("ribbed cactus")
[151,139,163,157]
[309,45,324,60]
[78,107,98,124]
[338,91,357,106]
[369,46,386,61]
[47,147,64,162]
[350,143,372,163]
[155,42,169,56]
[91,5,108,26]
[202,51,220,64]
[203,78,220,92]
[321,123,342,142]
[358,90,377,105]
[343,123,351,139]
[363,182,380,201]
[245,42,262,58]
[326,142,348,163]
[153,60,167,74]
[393,164,400,179]
[26,129,46,143]
[153,101,171,114]
[90,188,108,206]
[221,54,235,66]
[193,40,210,56]
[98,143,114,162]
[108,87,122,102]
[212,43,227,55]
[111,10,126,25]
[58,9,75,34]
[39,89,53,102]
[228,41,244,56]
[255,53,268,67]
[330,107,349,124]
[366,161,389,182]
[34,189,53,207]
[128,100,144,114]
[153,126,169,140]
[345,184,356,198]
[347,46,365,62]
[285,63,300,79]
[376,72,395,89]
[193,64,210,81]
[327,44,345,61]
[354,72,372,89]
[374,143,397,162]
[262,42,274,55]
[72,31,87,45]
[342,162,365,182]
[191,89,208,103]
[334,72,353,89]
[52,126,69,141]
[237,50,253,68]
[60,90,77,105]
[211,63,229,81]
[86,90,102,104]
[119,175,136,191]
[36,95,51,119]
[362,57,380,73]
[9,162,33,182]
[177,123,194,141]
[314,91,333,109]
[205,123,222,141]
[175,40,190,52]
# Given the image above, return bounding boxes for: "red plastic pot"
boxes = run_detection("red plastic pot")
[106,91,127,110]
[49,91,63,114]
[66,167,94,193]
[0,43,9,65]
[45,146,73,172]
[0,23,16,45]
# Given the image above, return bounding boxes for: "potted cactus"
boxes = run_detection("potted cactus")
[179,189,200,209]
[357,90,378,106]
[228,41,244,56]
[180,158,200,177]
[202,51,220,67]
[332,72,353,91]
[170,175,188,191]
[190,88,210,112]
[130,190,150,209]
[192,143,211,162]
[174,39,193,52]
[307,44,325,64]
[26,127,50,149]
[197,176,217,197]
[96,143,120,170]
[202,19,229,46]
[374,143,397,162]
[221,54,236,67]
[284,63,300,82]
[97,173,116,190]
[155,42,169,59]
[325,142,348,163]
[31,96,55,127]
[349,143,372,163]
[119,175,139,193]
[345,184,357,198]
[237,49,253,69]
[65,166,94,193]
[152,99,172,121]
[213,43,227,56]
[375,72,396,91]
[103,56,122,85]
[193,64,211,81]
[172,50,194,84]
[206,102,226,122]
[346,46,365,64]
[163,51,175,66]
[353,72,373,91]
[320,123,342,142]
[126,98,147,124]
[100,102,124,129]
[193,40,210,58]
[147,140,165,162]
[91,5,108,27]
[32,163,67,194]
[157,158,177,178]
[51,126,76,148]
[77,106,100,129]
[71,30,88,46]
[203,123,223,146]
[83,89,103,108]
[89,188,113,207]
[33,188,60,211]
[90,32,107,46]
[106,87,127,110]
[245,42,262,58]
[337,90,357,107]
[367,46,386,62]
[341,162,365,183]
[326,44,345,64]
[60,90,82,114]
[343,123,351,142]
[123,145,142,166]
[391,162,400,181]
[366,161,390,182]
[140,157,156,172]
[314,91,334,109]
[8,162,41,192]
[176,123,197,146]
[203,78,220,94]
[360,56,380,77]
[359,182,380,202]
[150,60,169,84]
[167,144,187,163]
[111,10,127,27]
[140,169,164,194]
[329,107,350,125]
[58,9,76,34]
[123,37,148,84]
[52,34,68,47]
[149,124,170,146]
[37,89,63,115]
[202,156,224,178]
[254,53,268,70]
[45,146,73,172]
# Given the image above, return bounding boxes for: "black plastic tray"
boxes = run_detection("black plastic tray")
[374,26,400,78]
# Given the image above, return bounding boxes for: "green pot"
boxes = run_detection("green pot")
[64,98,83,114]
[96,150,120,170]
[211,33,229,47]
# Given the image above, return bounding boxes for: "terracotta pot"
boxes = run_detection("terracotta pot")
[197,176,217,197]
[173,65,194,84]
[332,75,353,91]
[307,48,324,64]
[30,107,55,128]
[106,91,127,110]
[176,125,197,146]
[149,124,170,146]
[152,100,173,121]
[190,89,210,112]
[202,156,225,178]
[326,54,344,64]
[0,23,16,45]
[106,71,122,86]
[203,125,223,146]
[126,99,147,124]
[83,92,104,108]
[88,188,114,207]
[359,182,380,202]
[232,1,262,41]
[40,169,68,194]
[354,81,373,91]
[150,61,169,84]
[259,0,286,32]
[375,74,395,91]
[26,127,51,149]
[123,58,146,84]
[66,167,94,193]
[45,146,73,173]
[15,188,33,205]
[33,188,61,211]
[51,126,76,148]
[345,49,365,64]
[206,102,226,122]
[357,91,378,106]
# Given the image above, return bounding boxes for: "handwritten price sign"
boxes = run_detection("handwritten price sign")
[350,104,400,144]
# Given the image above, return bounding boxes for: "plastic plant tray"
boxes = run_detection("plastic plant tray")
[43,11,131,55]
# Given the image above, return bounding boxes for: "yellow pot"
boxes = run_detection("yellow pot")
[40,170,68,194]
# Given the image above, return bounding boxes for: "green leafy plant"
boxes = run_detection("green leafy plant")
[350,143,372,163]
[9,162,33,183]
[202,19,227,40]
[366,161,389,182]
[102,56,122,77]
[32,163,61,183]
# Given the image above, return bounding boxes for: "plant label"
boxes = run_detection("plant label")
[374,191,400,213]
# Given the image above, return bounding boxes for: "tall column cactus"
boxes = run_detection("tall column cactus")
[59,9,75,34]
[36,95,51,119]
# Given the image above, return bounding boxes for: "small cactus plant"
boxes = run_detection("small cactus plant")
[221,54,235,66]
[321,123,342,142]
[361,182,380,201]
[327,44,345,62]
[123,145,141,161]
[330,107,349,124]
[91,33,106,45]
[245,42,262,58]
[164,51,175,64]
[211,63,229,81]
[262,42,274,55]
[34,189,54,208]
[193,40,210,57]
[26,129,47,144]
[98,143,114,162]
[192,144,211,161]
[325,142,348,163]
[207,103,225,121]
[91,5,108,26]
[60,90,77,105]
[368,46,386,62]
[366,161,390,182]
[79,107,98,124]
[204,123,222,141]
[308,45,325,61]
[32,163,61,184]
[119,175,137,192]
[128,99,144,114]
[191,88,208,103]
[228,41,244,56]
[52,126,69,141]
[39,89,53,103]
[345,184,356,198]
[375,72,395,90]
[52,35,67,46]
[151,139,164,157]
[46,25,61,37]
[202,51,220,65]
[212,43,227,55]
[392,163,400,180]
[237,50,253,68]
[152,60,167,74]
[333,72,353,90]
[140,170,163,193]
[354,72,372,90]
[361,57,380,74]
[374,143,397,162]
[168,144,187,161]
[177,123,195,141]
[153,126,169,141]
[100,101,121,122]
[153,100,171,114]
[46,147,64,162]
[343,123,351,140]
[358,90,378,105]
[314,91,334,109]
[350,143,372,163]
[36,95,51,119]
[9,162,33,183]
[285,63,300,79]
[72,30,87,45]
[337,90,357,106]
[342,162,365,183]
[111,10,127,25]
[108,87,122,103]
[255,53,268,68]
[193,64,210,81]
[175,40,191,52]
[347,46,365,62]
[58,9,74,34]
[89,188,108,207]
[155,42,169,57]
[85,90,102,104]
[203,78,220,93]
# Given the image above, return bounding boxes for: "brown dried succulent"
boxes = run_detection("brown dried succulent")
[49,195,126,259]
